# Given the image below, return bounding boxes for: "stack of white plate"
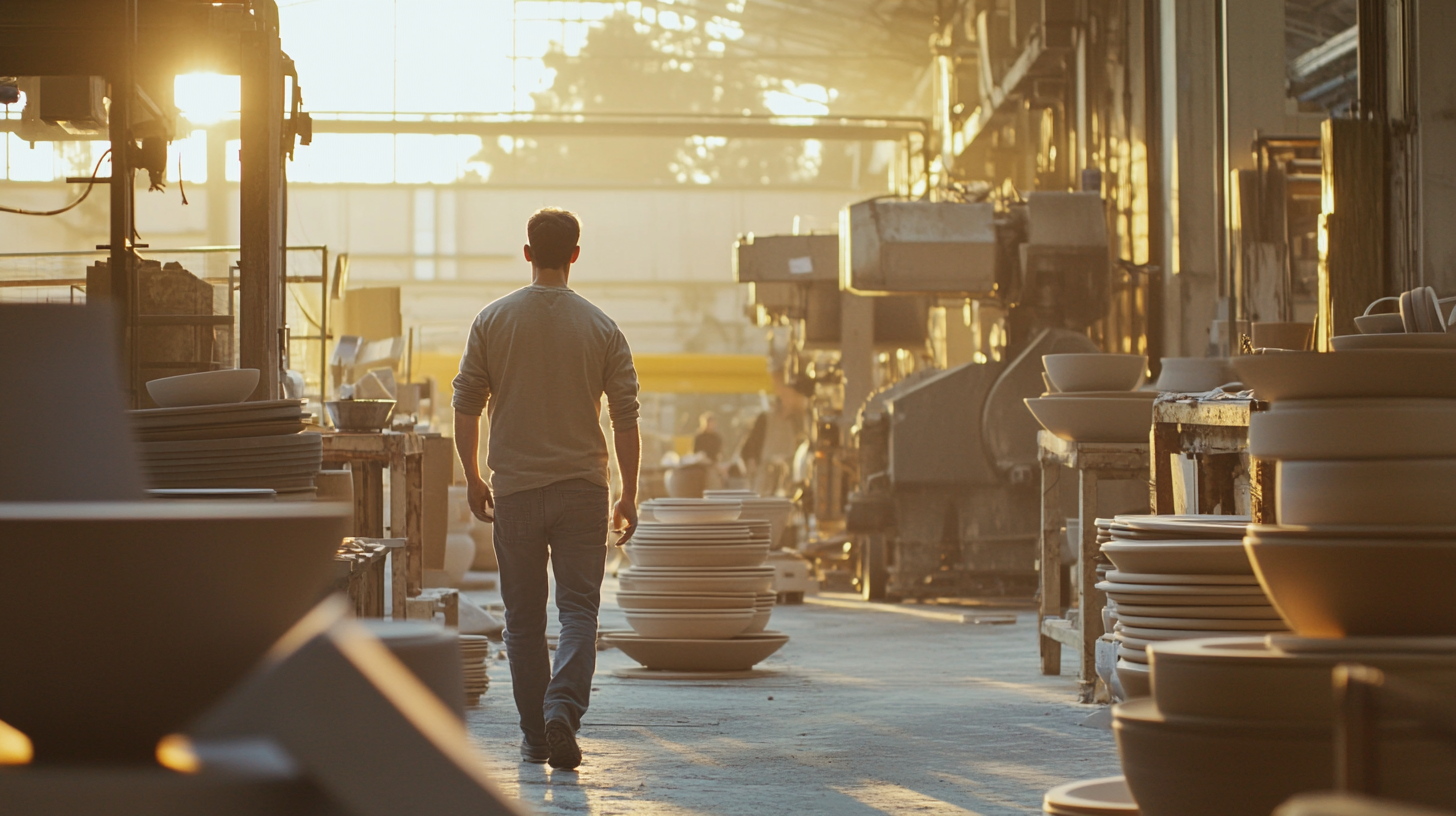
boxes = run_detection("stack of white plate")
[138,432,322,496]
[703,489,796,547]
[609,498,788,674]
[130,399,308,443]
[459,634,489,706]
[1096,514,1286,698]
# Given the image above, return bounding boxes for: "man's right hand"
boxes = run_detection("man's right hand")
[467,477,495,523]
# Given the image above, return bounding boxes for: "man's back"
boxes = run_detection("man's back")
[452,284,639,498]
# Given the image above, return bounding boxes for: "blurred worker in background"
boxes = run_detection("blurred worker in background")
[452,207,640,771]
[692,411,723,461]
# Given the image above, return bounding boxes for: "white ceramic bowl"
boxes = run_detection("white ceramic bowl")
[145,369,260,408]
[617,569,775,594]
[1023,397,1153,443]
[601,630,789,671]
[614,591,756,611]
[624,543,768,568]
[1099,541,1252,575]
[1232,350,1456,401]
[1246,537,1456,637]
[1249,399,1456,460]
[1042,354,1146,393]
[650,502,743,524]
[742,608,772,634]
[1153,358,1237,393]
[1276,458,1456,526]
[623,609,753,640]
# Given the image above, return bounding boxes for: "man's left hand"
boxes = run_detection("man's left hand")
[612,498,638,545]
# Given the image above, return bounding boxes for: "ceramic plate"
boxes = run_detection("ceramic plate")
[1107,591,1275,606]
[1117,624,1274,641]
[140,434,321,454]
[1116,614,1288,632]
[1118,645,1149,665]
[1099,541,1253,575]
[1105,570,1259,586]
[1113,603,1281,620]
[1097,581,1269,596]
[129,399,304,419]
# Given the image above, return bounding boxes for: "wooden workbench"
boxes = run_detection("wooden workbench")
[1037,431,1150,702]
[320,431,425,614]
[1149,398,1274,523]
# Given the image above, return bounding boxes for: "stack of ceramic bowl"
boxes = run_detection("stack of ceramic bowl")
[459,634,489,705]
[1025,354,1158,443]
[1341,288,1455,346]
[1095,514,1287,699]
[606,498,789,676]
[703,489,795,547]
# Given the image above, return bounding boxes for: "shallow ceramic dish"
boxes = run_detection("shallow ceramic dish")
[602,630,789,672]
[623,609,754,640]
[1042,390,1159,400]
[1100,541,1252,575]
[617,571,775,594]
[1111,514,1249,538]
[1118,645,1149,665]
[614,591,756,611]
[145,369,260,408]
[1148,636,1456,724]
[1246,538,1456,637]
[1116,614,1287,632]
[1112,603,1280,620]
[1106,592,1272,608]
[1116,661,1151,698]
[1104,570,1259,586]
[0,501,349,763]
[1333,332,1456,350]
[1117,624,1271,641]
[650,503,743,524]
[1042,354,1146,393]
[1153,358,1237,393]
[1277,458,1456,526]
[1249,399,1456,460]
[1231,350,1456,401]
[1042,776,1139,816]
[623,543,768,568]
[1098,581,1269,597]
[1024,397,1153,443]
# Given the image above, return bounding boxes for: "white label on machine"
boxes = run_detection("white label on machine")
[788,256,814,275]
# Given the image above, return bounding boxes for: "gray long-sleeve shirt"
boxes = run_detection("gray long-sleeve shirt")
[452,284,640,498]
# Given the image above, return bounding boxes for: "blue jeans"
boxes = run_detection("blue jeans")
[492,478,609,745]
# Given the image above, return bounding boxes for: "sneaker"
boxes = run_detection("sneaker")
[520,738,550,764]
[544,719,582,770]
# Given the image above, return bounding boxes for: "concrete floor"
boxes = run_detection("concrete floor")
[462,579,1120,816]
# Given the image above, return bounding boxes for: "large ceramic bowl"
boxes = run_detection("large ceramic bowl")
[1042,354,1146,393]
[325,399,396,431]
[1333,333,1456,350]
[1355,313,1406,334]
[1114,698,1456,816]
[1099,541,1252,575]
[1277,458,1456,526]
[623,609,754,640]
[623,543,768,568]
[1251,322,1313,351]
[614,591,756,611]
[1153,358,1237,393]
[618,567,776,594]
[145,369,260,408]
[602,630,789,671]
[1042,776,1138,816]
[1148,636,1456,724]
[1024,397,1153,443]
[1245,537,1456,637]
[1249,398,1456,460]
[1231,350,1456,401]
[0,501,349,763]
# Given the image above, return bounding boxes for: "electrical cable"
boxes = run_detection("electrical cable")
[0,149,111,216]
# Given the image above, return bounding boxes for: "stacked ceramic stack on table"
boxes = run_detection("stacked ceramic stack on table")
[132,370,320,497]
[458,634,490,705]
[1025,353,1157,443]
[1097,348,1456,816]
[1096,514,1285,698]
[604,498,788,678]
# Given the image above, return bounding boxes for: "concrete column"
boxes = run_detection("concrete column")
[1414,0,1456,292]
[839,291,875,436]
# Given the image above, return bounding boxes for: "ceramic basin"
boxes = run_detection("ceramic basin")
[145,369,260,408]
[1024,397,1153,443]
[1249,398,1456,460]
[1246,537,1456,637]
[602,630,789,671]
[1042,353,1146,393]
[0,501,349,763]
[1277,458,1456,526]
[1231,350,1456,401]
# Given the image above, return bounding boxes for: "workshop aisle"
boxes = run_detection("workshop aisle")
[464,580,1120,816]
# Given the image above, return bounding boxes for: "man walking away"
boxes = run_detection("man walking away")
[452,208,640,770]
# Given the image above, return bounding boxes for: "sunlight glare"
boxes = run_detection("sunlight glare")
[174,73,241,125]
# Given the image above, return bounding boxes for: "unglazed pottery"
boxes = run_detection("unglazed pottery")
[1104,571,1259,586]
[0,501,349,763]
[1116,660,1151,698]
[623,543,768,568]
[1042,776,1139,816]
[145,369,260,408]
[623,609,755,640]
[1251,322,1314,351]
[602,630,789,671]
[1276,459,1456,526]
[1024,397,1153,443]
[1231,350,1456,401]
[325,399,396,431]
[1099,541,1252,575]
[1332,332,1456,350]
[1249,399,1456,460]
[1042,353,1146,393]
[1245,537,1456,637]
[614,591,757,611]
[649,501,743,524]
[1153,358,1237,393]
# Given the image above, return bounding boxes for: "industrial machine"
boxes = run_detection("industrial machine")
[737,190,1115,601]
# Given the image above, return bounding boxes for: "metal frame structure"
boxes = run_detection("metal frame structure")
[0,0,304,407]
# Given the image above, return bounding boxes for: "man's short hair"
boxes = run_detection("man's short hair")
[527,208,581,269]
